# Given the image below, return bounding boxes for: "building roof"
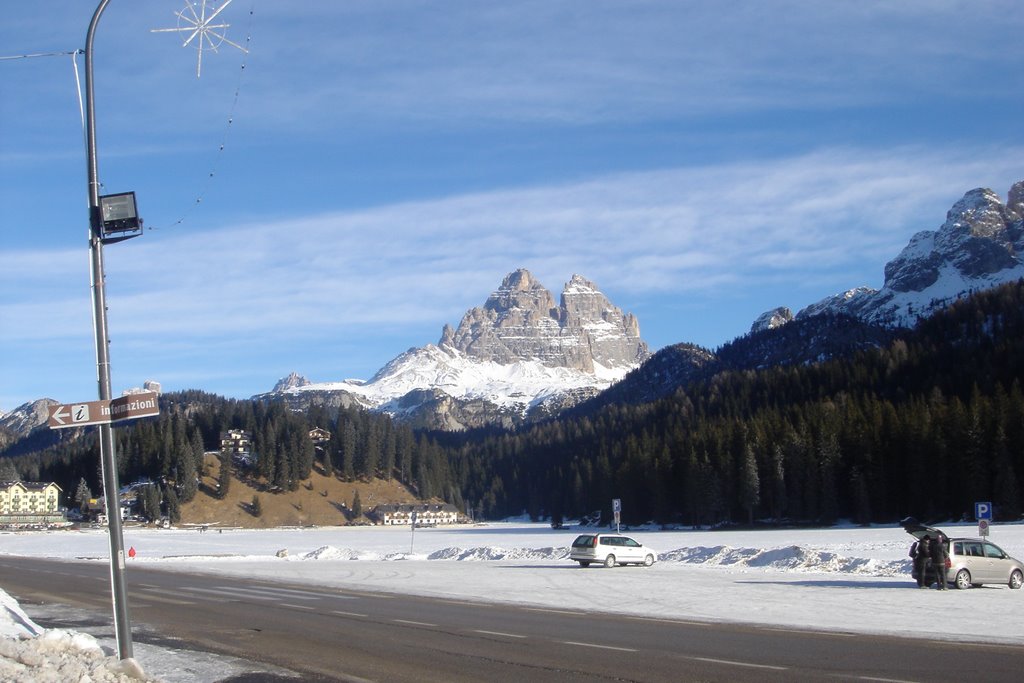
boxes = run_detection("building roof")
[0,481,62,492]
[373,503,458,514]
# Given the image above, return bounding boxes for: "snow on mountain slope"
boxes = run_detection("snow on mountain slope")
[758,182,1024,331]
[267,271,647,427]
[339,343,627,412]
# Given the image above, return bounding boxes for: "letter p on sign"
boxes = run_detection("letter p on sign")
[975,502,993,521]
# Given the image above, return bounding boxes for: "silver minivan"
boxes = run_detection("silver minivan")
[902,519,1024,590]
[570,533,656,568]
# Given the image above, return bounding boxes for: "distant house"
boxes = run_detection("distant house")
[308,427,331,444]
[371,503,460,526]
[0,481,64,527]
[221,429,253,466]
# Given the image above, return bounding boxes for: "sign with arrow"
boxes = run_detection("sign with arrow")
[48,391,159,429]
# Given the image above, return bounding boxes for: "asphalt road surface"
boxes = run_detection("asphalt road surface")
[1,556,1021,682]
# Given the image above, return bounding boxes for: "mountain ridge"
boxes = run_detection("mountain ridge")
[262,270,650,430]
[759,181,1024,331]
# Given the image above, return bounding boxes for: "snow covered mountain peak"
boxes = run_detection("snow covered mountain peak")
[753,182,1024,331]
[266,270,650,429]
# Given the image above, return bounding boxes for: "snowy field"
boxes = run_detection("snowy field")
[2,520,1024,681]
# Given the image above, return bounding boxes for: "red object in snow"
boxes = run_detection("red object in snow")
[128,546,136,559]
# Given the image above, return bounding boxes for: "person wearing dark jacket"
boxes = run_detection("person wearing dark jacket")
[914,535,933,588]
[930,534,949,589]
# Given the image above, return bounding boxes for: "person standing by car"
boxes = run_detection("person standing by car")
[930,533,949,590]
[915,534,933,588]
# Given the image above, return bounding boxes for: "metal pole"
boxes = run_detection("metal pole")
[84,0,133,660]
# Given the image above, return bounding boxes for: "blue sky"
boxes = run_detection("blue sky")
[2,1,1023,411]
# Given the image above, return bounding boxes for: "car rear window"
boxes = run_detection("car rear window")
[572,535,596,548]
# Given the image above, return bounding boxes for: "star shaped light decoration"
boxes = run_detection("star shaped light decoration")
[151,0,248,78]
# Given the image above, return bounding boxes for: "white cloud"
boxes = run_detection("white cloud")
[4,145,1011,348]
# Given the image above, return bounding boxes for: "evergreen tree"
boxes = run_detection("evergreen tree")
[178,446,198,503]
[993,426,1021,520]
[74,477,93,509]
[322,447,334,478]
[217,452,232,499]
[142,484,162,522]
[768,444,786,521]
[341,421,356,480]
[164,486,181,523]
[0,459,19,481]
[739,443,760,525]
[352,489,362,519]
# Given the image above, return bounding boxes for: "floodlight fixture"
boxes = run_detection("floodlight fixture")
[98,191,142,242]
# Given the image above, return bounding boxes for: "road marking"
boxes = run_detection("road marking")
[766,627,856,637]
[280,603,316,611]
[688,656,787,671]
[393,619,436,627]
[181,586,276,601]
[132,593,196,606]
[847,677,918,683]
[227,585,353,600]
[563,641,637,652]
[626,615,711,627]
[524,607,580,616]
[183,585,353,602]
[473,630,527,639]
[331,610,369,618]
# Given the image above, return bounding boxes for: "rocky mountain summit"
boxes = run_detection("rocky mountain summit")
[759,182,1024,331]
[0,398,59,450]
[265,270,650,430]
[440,269,647,372]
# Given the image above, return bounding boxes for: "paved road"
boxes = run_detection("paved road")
[1,556,1021,682]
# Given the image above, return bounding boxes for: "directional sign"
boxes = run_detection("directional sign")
[108,391,160,423]
[48,391,159,429]
[48,399,111,428]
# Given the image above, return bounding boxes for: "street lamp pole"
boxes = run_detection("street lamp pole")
[84,0,134,660]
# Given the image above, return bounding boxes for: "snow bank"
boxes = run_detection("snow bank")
[425,545,569,561]
[659,545,907,576]
[0,591,150,682]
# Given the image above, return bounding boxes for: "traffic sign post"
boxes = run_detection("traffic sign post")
[975,502,993,521]
[612,498,621,533]
[979,519,990,537]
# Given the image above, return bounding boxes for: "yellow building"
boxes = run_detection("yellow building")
[0,481,64,526]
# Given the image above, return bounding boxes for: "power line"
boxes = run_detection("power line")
[0,49,81,61]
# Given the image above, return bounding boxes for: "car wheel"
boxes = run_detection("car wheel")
[577,561,590,568]
[1010,569,1023,590]
[604,554,616,568]
[954,569,972,590]
[643,554,655,567]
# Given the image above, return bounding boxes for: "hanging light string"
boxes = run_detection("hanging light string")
[154,3,255,231]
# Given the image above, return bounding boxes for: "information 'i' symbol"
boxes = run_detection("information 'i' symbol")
[151,0,248,78]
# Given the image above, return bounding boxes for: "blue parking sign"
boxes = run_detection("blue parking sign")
[975,502,993,521]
